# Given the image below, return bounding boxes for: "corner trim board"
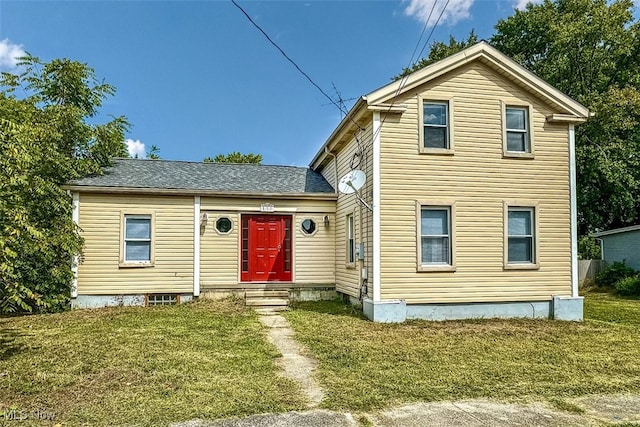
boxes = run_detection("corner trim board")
[194,196,201,297]
[373,111,381,302]
[569,124,578,297]
[71,192,79,298]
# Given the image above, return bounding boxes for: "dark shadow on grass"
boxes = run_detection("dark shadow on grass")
[0,326,28,360]
[289,298,367,319]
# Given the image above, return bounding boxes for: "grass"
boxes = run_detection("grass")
[0,299,305,426]
[284,294,640,411]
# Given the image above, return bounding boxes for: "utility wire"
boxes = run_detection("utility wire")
[368,0,451,149]
[231,0,363,131]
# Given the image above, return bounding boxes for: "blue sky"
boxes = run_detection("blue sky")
[1,0,535,166]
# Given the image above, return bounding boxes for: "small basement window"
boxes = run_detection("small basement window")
[301,218,316,235]
[215,217,233,234]
[147,294,179,306]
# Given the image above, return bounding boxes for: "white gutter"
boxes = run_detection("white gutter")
[71,192,79,298]
[194,196,201,297]
[569,124,578,297]
[373,112,381,302]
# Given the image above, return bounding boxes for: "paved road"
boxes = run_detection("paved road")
[173,395,640,426]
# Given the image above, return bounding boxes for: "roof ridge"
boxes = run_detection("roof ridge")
[112,157,311,170]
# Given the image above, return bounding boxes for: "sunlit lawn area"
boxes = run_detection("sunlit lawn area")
[285,292,640,411]
[2,292,640,426]
[0,299,305,426]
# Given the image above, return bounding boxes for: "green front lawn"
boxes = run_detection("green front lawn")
[0,299,305,426]
[285,294,640,411]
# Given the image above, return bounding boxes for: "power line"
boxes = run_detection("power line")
[368,0,451,149]
[231,0,363,131]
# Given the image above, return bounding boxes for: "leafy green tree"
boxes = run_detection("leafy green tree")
[0,56,129,313]
[204,152,262,164]
[491,0,640,234]
[394,30,478,80]
[146,144,161,159]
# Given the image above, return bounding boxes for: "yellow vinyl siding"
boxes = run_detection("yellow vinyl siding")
[77,194,194,294]
[322,124,374,297]
[199,197,335,288]
[379,62,571,303]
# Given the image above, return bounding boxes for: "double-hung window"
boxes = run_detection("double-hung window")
[346,214,355,265]
[422,101,450,150]
[506,206,537,267]
[505,106,532,154]
[418,205,454,270]
[122,214,153,265]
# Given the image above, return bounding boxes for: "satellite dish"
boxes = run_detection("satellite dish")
[338,170,366,194]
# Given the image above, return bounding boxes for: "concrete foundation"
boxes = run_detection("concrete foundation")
[290,288,336,302]
[358,295,584,323]
[552,295,584,321]
[71,294,193,309]
[363,298,407,323]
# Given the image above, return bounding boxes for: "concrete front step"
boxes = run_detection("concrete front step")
[245,290,289,298]
[245,298,290,307]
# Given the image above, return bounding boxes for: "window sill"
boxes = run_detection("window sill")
[503,151,535,159]
[119,262,155,268]
[419,148,455,156]
[417,265,456,272]
[345,263,357,270]
[504,263,539,270]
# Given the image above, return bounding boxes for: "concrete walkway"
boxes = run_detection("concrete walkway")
[173,395,640,426]
[258,310,324,407]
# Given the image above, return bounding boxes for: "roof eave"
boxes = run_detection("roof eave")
[366,41,590,120]
[63,185,338,200]
[593,224,640,237]
[309,96,368,170]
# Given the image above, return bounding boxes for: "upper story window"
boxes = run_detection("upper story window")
[504,105,534,157]
[423,102,449,149]
[122,214,153,266]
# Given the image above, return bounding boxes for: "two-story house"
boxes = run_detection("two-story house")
[66,42,589,321]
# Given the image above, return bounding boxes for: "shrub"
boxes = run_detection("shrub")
[596,261,636,287]
[615,275,640,296]
[578,235,601,260]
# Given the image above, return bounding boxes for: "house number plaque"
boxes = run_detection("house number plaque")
[260,203,275,212]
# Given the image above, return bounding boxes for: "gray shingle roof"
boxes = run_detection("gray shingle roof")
[68,159,335,194]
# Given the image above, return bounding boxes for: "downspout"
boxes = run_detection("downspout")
[323,147,338,286]
[324,146,338,193]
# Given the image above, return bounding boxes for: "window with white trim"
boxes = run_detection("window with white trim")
[507,207,535,264]
[423,101,449,149]
[505,106,530,152]
[420,207,451,265]
[346,214,355,264]
[124,215,152,263]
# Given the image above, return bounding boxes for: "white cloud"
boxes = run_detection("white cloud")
[404,0,474,26]
[126,139,146,158]
[0,39,26,71]
[513,0,542,11]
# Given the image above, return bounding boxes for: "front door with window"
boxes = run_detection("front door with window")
[241,215,292,282]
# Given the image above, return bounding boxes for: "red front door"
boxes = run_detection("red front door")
[241,215,292,282]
